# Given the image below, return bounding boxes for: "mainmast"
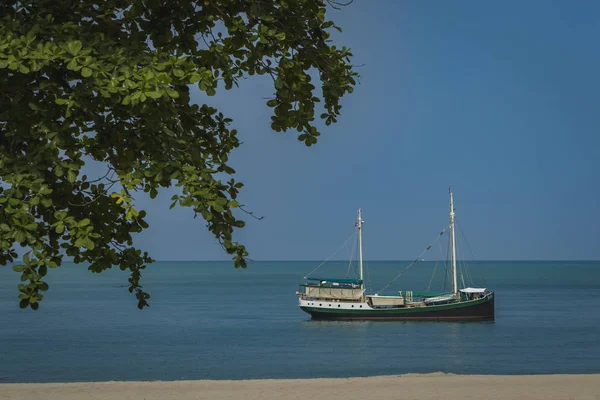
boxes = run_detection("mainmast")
[449,187,458,296]
[357,209,364,288]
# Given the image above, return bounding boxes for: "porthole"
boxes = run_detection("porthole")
[329,304,331,307]
[319,303,322,306]
[338,305,341,308]
[360,305,363,308]
[351,305,354,308]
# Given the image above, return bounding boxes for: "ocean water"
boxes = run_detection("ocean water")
[0,260,599,382]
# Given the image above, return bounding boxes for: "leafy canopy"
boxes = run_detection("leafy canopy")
[0,0,357,309]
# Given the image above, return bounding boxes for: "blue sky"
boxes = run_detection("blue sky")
[134,0,600,261]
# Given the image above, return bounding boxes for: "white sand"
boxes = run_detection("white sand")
[1,373,599,400]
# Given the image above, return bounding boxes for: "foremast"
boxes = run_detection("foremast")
[357,209,364,289]
[449,187,458,297]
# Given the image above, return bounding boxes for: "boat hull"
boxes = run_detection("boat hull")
[300,293,494,321]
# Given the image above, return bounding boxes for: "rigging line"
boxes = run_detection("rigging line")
[442,241,447,291]
[443,232,449,292]
[427,258,439,292]
[461,248,473,288]
[465,259,475,287]
[345,233,357,277]
[457,221,477,260]
[457,221,487,287]
[460,246,473,288]
[455,225,466,283]
[364,243,373,293]
[460,260,467,288]
[438,240,448,291]
[456,239,466,288]
[305,231,356,279]
[376,225,450,295]
[342,236,351,263]
[457,240,471,288]
[460,261,469,288]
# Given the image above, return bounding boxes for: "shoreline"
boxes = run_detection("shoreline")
[3,370,600,383]
[2,373,599,400]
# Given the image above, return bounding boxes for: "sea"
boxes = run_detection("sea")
[0,260,599,382]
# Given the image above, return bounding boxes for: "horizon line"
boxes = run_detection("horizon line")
[11,259,600,264]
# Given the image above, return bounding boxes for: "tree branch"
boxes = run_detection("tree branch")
[239,205,264,220]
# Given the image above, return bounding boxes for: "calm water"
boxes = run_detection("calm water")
[0,260,599,382]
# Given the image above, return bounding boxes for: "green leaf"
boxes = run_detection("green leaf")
[24,223,38,231]
[166,88,179,98]
[66,58,78,70]
[79,218,91,227]
[81,67,93,77]
[67,170,77,183]
[12,265,27,272]
[146,90,162,99]
[266,99,277,107]
[15,231,27,243]
[210,203,224,212]
[67,40,82,56]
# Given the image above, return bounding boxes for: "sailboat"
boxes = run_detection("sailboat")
[297,188,495,321]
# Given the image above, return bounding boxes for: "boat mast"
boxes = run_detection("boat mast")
[449,187,458,296]
[357,209,364,288]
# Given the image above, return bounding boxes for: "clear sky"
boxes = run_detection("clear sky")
[134,0,600,261]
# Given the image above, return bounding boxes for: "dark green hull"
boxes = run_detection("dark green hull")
[300,293,495,321]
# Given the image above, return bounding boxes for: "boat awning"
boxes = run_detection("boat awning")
[399,291,448,298]
[460,287,486,293]
[306,277,363,284]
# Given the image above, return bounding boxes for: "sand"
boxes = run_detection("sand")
[1,373,599,400]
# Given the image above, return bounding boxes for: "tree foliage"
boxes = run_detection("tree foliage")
[0,0,357,309]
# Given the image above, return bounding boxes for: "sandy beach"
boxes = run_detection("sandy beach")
[1,373,598,400]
